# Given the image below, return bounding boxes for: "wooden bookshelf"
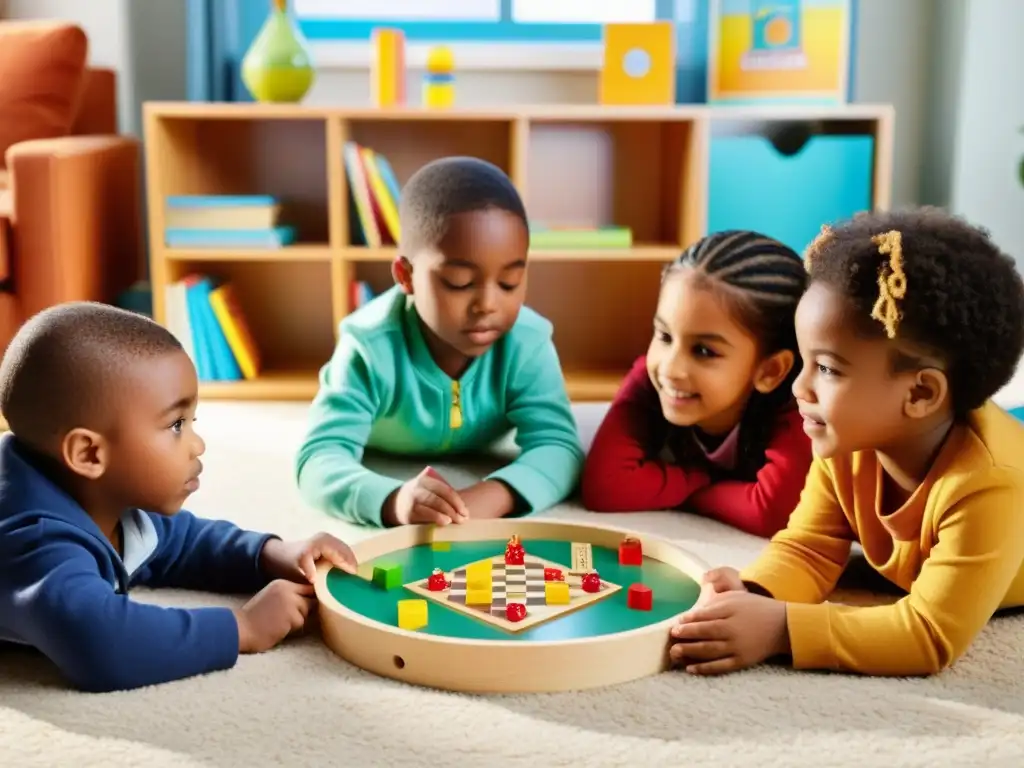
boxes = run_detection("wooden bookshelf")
[142,102,894,401]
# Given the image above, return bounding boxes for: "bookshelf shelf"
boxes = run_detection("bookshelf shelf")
[341,246,681,263]
[166,245,333,262]
[143,102,894,402]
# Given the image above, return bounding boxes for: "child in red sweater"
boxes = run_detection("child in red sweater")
[581,231,813,537]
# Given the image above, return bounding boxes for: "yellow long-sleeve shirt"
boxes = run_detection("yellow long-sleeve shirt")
[740,401,1024,676]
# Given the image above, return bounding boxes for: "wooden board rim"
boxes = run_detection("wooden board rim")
[315,518,710,693]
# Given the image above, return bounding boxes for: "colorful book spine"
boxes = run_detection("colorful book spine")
[163,275,261,382]
[343,141,402,247]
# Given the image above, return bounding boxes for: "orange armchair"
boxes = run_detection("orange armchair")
[0,24,143,353]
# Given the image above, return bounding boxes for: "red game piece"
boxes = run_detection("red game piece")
[581,572,601,593]
[427,568,448,591]
[618,536,643,566]
[627,583,652,610]
[504,534,525,565]
[506,602,527,622]
[544,567,564,582]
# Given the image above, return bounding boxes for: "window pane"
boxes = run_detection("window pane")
[511,0,657,24]
[294,0,501,21]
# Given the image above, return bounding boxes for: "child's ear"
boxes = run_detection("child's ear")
[903,367,949,419]
[391,256,413,294]
[753,349,795,394]
[61,428,108,480]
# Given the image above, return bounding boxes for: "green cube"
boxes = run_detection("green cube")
[431,541,451,552]
[372,562,403,590]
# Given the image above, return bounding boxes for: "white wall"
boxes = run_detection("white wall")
[947,0,1024,259]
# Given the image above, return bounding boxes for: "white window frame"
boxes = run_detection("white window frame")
[511,0,657,25]
[298,0,668,71]
[293,0,501,22]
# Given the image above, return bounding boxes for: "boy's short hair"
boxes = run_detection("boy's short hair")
[398,156,528,254]
[0,302,183,449]
[805,208,1024,416]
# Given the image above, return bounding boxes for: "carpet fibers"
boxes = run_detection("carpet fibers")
[1,402,1022,767]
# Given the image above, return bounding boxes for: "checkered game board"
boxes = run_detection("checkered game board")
[448,558,547,617]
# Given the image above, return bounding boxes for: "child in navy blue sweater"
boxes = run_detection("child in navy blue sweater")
[0,302,357,692]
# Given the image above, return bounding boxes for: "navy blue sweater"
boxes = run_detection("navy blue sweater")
[0,434,275,692]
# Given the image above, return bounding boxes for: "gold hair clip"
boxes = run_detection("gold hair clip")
[804,225,834,270]
[870,230,907,338]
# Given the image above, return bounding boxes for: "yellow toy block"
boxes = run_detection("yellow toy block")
[465,586,492,605]
[465,561,492,591]
[397,599,428,631]
[371,28,406,107]
[599,22,676,106]
[545,581,570,605]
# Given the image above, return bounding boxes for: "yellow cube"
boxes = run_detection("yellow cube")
[465,586,492,605]
[397,599,428,631]
[545,582,570,605]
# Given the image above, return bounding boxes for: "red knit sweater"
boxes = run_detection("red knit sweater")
[581,356,813,537]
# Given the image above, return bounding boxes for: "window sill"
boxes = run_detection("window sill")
[308,40,605,71]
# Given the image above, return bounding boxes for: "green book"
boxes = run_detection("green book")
[529,226,633,249]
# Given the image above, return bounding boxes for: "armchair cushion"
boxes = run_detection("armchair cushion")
[0,21,88,170]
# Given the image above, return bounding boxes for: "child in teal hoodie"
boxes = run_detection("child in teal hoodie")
[296,157,584,527]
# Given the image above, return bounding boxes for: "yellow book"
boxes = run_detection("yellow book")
[208,283,261,380]
[361,147,401,243]
[343,141,381,247]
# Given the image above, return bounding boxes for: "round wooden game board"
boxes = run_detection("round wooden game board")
[315,518,708,693]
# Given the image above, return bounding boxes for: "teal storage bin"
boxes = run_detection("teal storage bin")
[707,132,875,255]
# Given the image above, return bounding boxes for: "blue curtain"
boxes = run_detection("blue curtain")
[186,0,267,102]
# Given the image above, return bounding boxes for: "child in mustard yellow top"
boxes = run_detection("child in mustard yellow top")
[669,208,1024,677]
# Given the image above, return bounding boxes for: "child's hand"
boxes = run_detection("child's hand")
[668,592,789,675]
[260,533,358,583]
[696,567,747,607]
[383,466,470,526]
[234,580,316,654]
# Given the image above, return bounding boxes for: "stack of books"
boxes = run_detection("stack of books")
[164,195,296,248]
[343,141,401,247]
[164,275,261,383]
[529,225,634,249]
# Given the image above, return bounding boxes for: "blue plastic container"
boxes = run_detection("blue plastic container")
[707,132,875,255]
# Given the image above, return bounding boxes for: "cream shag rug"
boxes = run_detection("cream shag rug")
[1,402,1022,768]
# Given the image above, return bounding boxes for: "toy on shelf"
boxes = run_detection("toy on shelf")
[599,22,675,106]
[423,45,455,109]
[241,0,315,103]
[371,27,406,108]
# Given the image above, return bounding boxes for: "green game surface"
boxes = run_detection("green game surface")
[326,539,701,641]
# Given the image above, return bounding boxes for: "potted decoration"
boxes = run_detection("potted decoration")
[241,0,315,103]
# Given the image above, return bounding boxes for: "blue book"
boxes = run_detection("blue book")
[185,277,242,382]
[374,155,402,205]
[166,195,278,208]
[165,226,297,249]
